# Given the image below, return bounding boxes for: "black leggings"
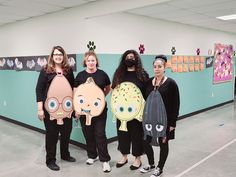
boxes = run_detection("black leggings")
[143,136,169,170]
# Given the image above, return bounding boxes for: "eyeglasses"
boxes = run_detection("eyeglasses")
[53,53,63,57]
[45,96,73,113]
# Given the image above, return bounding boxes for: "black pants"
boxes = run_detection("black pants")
[80,108,111,162]
[117,119,143,156]
[143,136,169,170]
[44,115,72,165]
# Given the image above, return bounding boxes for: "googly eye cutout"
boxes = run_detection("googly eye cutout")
[93,98,101,108]
[145,124,152,131]
[47,98,59,112]
[127,105,135,113]
[116,105,124,113]
[156,124,164,132]
[63,97,73,111]
[77,95,84,105]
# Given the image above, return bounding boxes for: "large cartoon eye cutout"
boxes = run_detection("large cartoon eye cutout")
[127,105,136,113]
[77,95,85,105]
[156,124,164,132]
[93,98,101,108]
[115,104,124,113]
[145,124,152,131]
[62,96,73,112]
[46,97,59,113]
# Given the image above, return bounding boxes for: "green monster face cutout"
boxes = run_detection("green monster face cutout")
[111,82,145,131]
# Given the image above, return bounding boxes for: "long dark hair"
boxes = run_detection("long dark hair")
[112,49,149,88]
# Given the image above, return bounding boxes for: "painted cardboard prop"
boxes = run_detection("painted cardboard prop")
[45,74,73,125]
[111,82,145,131]
[73,77,105,126]
[143,80,167,146]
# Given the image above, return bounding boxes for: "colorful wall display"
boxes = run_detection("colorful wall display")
[213,43,233,84]
[170,55,205,73]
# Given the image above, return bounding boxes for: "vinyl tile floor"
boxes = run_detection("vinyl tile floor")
[0,101,235,177]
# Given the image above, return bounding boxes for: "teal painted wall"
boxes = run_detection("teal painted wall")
[0,54,234,144]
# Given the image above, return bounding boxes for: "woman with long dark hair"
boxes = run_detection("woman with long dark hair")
[112,49,149,170]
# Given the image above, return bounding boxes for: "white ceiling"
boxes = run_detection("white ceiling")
[1,0,236,34]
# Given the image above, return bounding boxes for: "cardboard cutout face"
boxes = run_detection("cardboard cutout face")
[45,74,73,125]
[111,82,145,131]
[143,90,167,146]
[73,77,105,125]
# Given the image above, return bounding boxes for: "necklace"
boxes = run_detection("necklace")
[154,76,165,90]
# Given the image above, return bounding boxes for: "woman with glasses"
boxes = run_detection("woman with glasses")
[36,46,76,171]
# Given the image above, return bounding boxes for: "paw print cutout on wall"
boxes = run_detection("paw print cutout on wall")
[171,47,176,55]
[196,48,200,55]
[139,44,145,54]
[87,41,96,51]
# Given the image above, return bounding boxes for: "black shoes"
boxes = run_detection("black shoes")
[116,159,128,168]
[130,162,142,170]
[47,162,60,171]
[61,156,76,162]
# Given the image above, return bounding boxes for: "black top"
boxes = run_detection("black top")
[119,70,147,99]
[36,68,74,102]
[145,77,180,127]
[74,69,111,90]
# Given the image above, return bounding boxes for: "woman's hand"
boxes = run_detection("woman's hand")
[38,110,45,121]
[169,126,175,132]
[75,112,80,118]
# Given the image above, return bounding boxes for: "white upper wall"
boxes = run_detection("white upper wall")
[0,0,236,56]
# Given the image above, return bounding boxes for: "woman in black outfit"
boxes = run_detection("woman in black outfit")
[112,49,149,170]
[74,51,111,173]
[36,46,76,171]
[140,55,180,177]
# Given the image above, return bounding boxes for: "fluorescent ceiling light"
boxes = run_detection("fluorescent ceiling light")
[216,14,236,20]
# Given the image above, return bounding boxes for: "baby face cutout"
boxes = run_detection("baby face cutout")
[73,77,105,125]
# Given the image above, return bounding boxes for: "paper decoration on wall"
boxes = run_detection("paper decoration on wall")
[183,64,188,72]
[194,64,199,71]
[0,54,77,72]
[200,56,204,63]
[208,49,212,56]
[189,56,194,63]
[87,41,96,51]
[200,63,204,70]
[184,56,188,63]
[139,44,145,54]
[213,43,233,84]
[177,64,183,72]
[171,47,176,55]
[195,56,200,63]
[189,64,194,72]
[171,56,177,63]
[178,56,183,63]
[196,48,200,55]
[171,64,177,72]
[205,56,214,68]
